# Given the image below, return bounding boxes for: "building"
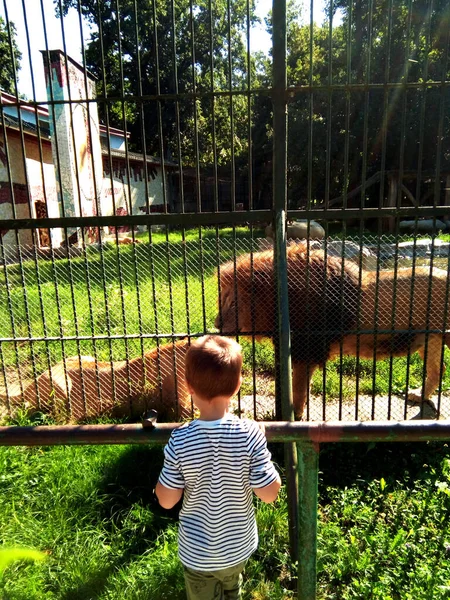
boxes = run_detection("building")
[0,50,177,249]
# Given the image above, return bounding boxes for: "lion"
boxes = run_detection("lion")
[215,243,450,419]
[0,340,191,423]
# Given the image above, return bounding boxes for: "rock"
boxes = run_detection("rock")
[265,220,325,240]
[399,219,446,234]
[324,240,377,270]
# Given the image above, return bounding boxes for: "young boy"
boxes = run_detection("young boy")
[155,335,281,600]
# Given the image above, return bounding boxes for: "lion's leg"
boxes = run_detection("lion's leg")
[408,334,445,403]
[292,361,319,419]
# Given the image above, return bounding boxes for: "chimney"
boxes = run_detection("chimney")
[41,50,103,243]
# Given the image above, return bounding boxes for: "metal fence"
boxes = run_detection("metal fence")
[1,0,450,597]
[2,233,450,424]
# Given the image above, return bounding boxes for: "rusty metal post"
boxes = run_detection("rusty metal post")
[297,441,319,600]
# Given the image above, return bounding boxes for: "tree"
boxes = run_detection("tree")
[58,0,257,168]
[0,17,22,95]
[253,0,450,209]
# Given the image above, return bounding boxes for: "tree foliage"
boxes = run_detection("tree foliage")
[53,0,450,210]
[272,0,450,208]
[59,0,257,167]
[0,17,21,96]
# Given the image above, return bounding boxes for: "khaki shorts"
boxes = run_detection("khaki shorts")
[183,560,247,600]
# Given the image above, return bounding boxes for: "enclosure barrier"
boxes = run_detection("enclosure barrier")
[2,0,450,597]
[1,418,450,600]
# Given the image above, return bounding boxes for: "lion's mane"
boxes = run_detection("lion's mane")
[216,243,450,418]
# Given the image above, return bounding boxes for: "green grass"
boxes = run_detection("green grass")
[0,227,262,374]
[318,441,450,599]
[0,440,449,598]
[2,229,450,598]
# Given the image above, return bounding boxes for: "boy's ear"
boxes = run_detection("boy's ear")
[186,380,195,396]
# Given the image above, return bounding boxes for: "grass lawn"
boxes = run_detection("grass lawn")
[0,440,449,599]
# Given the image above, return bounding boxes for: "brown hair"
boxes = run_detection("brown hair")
[185,335,242,400]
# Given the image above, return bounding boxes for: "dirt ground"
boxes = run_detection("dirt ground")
[232,391,450,422]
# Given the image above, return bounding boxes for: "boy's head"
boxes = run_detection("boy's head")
[185,335,242,401]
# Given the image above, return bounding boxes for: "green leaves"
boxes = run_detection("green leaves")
[0,17,22,95]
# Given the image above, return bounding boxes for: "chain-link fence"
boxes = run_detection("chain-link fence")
[1,0,450,429]
[1,231,450,423]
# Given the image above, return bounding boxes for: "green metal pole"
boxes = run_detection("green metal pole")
[272,0,298,565]
[297,441,319,600]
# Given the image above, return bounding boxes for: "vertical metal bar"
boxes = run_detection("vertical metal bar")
[58,0,103,406]
[297,441,319,600]
[272,0,292,421]
[272,0,297,566]
[21,0,56,404]
[404,2,434,417]
[373,0,393,415]
[0,111,26,410]
[322,0,334,420]
[245,0,257,417]
[110,0,133,403]
[0,235,25,404]
[129,0,150,405]
[355,0,374,417]
[150,0,168,216]
[391,0,413,418]
[228,0,239,412]
[0,244,11,414]
[96,233,118,402]
[75,0,102,221]
[307,0,314,209]
[2,1,42,405]
[188,0,201,214]
[324,0,333,211]
[53,5,93,414]
[434,18,450,417]
[304,1,314,421]
[171,0,191,380]
[94,1,120,403]
[343,0,352,419]
[170,0,185,216]
[146,236,164,404]
[39,0,74,413]
[423,7,450,418]
[59,1,101,416]
[227,0,236,213]
[47,234,72,416]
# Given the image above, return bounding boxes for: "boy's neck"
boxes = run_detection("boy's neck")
[194,394,232,421]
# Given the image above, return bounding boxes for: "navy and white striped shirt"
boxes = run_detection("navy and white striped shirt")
[158,413,279,571]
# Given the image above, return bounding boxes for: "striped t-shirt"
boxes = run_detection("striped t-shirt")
[158,413,279,571]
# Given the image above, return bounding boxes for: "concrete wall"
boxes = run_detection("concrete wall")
[0,128,171,248]
[101,158,167,220]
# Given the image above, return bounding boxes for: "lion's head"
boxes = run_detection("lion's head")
[215,249,276,336]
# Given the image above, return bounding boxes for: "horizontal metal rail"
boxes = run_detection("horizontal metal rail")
[2,329,448,344]
[2,79,449,111]
[1,419,450,446]
[2,205,450,231]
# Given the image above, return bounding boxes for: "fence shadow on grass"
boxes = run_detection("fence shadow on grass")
[319,441,450,492]
[60,445,182,600]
